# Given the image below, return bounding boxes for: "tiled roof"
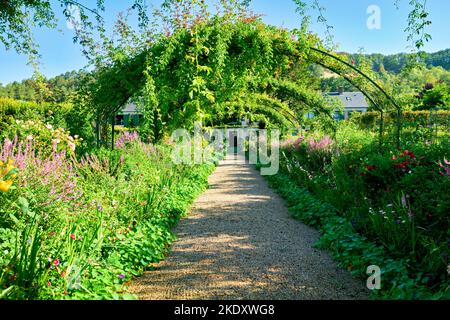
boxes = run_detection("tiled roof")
[326,92,369,110]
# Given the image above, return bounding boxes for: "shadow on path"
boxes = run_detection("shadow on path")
[129,156,369,300]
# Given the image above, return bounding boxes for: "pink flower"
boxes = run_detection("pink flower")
[439,159,450,178]
[53,258,60,267]
[307,136,333,153]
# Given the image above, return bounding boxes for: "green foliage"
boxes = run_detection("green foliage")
[0,98,72,138]
[346,49,450,74]
[0,133,215,300]
[419,84,450,110]
[269,125,450,299]
[0,71,84,103]
[265,172,450,300]
[354,110,450,145]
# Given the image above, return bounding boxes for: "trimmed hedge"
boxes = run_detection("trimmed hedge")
[357,110,450,127]
[0,98,73,135]
[0,97,72,118]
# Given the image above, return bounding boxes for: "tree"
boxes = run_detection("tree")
[419,84,449,110]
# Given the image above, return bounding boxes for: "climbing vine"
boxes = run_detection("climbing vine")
[78,0,418,148]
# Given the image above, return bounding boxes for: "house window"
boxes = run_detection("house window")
[116,115,124,125]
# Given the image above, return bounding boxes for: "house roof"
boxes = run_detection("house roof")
[120,102,140,114]
[326,92,369,110]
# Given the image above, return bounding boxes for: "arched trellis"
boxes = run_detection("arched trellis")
[306,47,403,148]
[313,60,385,147]
[263,78,338,134]
[90,21,344,149]
[91,52,147,148]
[218,96,302,129]
[90,19,404,150]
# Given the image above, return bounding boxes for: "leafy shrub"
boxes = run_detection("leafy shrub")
[265,173,450,300]
[274,127,449,299]
[0,131,215,300]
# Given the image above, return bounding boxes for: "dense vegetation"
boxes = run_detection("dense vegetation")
[257,120,449,299]
[0,117,216,299]
[0,71,84,103]
[320,63,450,111]
[349,49,450,74]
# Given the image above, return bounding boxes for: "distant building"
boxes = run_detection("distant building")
[115,102,142,127]
[306,90,369,121]
[327,90,369,120]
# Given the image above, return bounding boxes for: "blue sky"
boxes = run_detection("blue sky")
[1,0,449,84]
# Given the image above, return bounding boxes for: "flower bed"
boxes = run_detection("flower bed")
[0,131,215,299]
[263,127,449,299]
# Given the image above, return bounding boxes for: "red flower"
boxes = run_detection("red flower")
[61,270,66,278]
[53,258,60,267]
[394,161,410,169]
[70,233,76,240]
[391,156,397,161]
[47,281,52,287]
[403,150,416,160]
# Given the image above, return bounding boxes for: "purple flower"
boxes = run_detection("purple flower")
[118,274,125,279]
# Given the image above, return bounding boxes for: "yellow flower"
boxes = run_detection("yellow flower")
[2,161,15,177]
[0,180,13,193]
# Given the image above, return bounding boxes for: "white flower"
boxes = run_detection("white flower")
[46,124,53,130]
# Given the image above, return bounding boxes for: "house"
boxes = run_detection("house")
[115,102,142,127]
[306,90,369,121]
[326,90,369,120]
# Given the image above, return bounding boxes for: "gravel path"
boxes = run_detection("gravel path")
[129,155,369,300]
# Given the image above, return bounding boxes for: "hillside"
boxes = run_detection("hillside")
[348,49,450,74]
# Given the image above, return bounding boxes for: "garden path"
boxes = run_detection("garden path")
[128,155,369,299]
